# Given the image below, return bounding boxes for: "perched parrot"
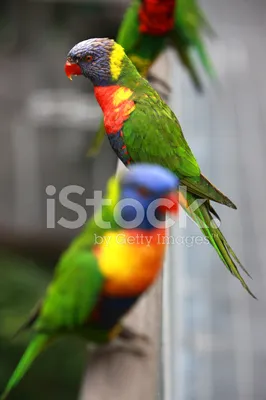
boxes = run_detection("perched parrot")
[64,38,255,298]
[87,0,215,157]
[118,0,214,86]
[1,164,179,399]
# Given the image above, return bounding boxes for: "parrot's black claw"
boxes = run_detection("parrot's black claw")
[147,73,171,100]
[147,73,171,93]
[95,341,148,358]
[119,326,151,344]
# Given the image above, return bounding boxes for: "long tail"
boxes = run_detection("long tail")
[170,30,203,92]
[87,119,105,158]
[194,37,216,79]
[180,190,256,299]
[173,0,216,82]
[189,0,217,37]
[1,334,51,400]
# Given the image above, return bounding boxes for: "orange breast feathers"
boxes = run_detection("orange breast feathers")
[94,86,135,134]
[94,229,167,297]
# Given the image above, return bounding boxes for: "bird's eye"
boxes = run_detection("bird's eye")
[86,55,93,62]
[138,186,152,197]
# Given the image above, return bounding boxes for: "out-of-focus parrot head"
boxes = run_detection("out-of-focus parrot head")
[65,38,125,85]
[117,164,179,228]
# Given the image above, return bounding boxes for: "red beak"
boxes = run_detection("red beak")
[64,60,82,80]
[158,192,179,215]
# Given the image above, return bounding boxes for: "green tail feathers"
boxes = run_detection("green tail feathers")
[182,174,237,209]
[183,191,256,299]
[1,334,51,400]
[195,39,216,79]
[171,29,215,91]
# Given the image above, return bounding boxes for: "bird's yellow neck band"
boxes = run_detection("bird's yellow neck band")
[110,43,125,80]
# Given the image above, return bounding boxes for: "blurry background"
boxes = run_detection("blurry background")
[165,1,266,399]
[0,0,265,399]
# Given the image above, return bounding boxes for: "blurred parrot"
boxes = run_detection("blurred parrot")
[87,0,215,157]
[0,164,179,400]
[65,38,255,298]
[119,0,214,85]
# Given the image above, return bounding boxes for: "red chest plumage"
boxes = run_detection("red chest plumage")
[94,86,135,134]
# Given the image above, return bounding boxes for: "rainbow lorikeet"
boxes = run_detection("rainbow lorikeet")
[64,38,255,298]
[118,0,214,85]
[87,0,215,156]
[1,164,179,399]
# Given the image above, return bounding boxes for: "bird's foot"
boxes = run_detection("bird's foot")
[147,73,171,93]
[147,73,171,101]
[118,326,151,344]
[95,340,148,358]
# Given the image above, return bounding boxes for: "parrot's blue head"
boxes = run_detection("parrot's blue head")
[118,164,179,230]
[65,38,126,86]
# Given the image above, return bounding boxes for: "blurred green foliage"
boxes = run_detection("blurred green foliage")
[0,252,87,400]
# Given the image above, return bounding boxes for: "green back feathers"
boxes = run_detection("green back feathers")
[37,251,103,332]
[121,76,201,178]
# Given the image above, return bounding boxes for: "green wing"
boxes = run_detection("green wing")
[117,0,141,52]
[180,0,215,35]
[36,250,104,333]
[174,0,215,78]
[123,83,235,207]
[170,28,203,91]
[124,84,200,179]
